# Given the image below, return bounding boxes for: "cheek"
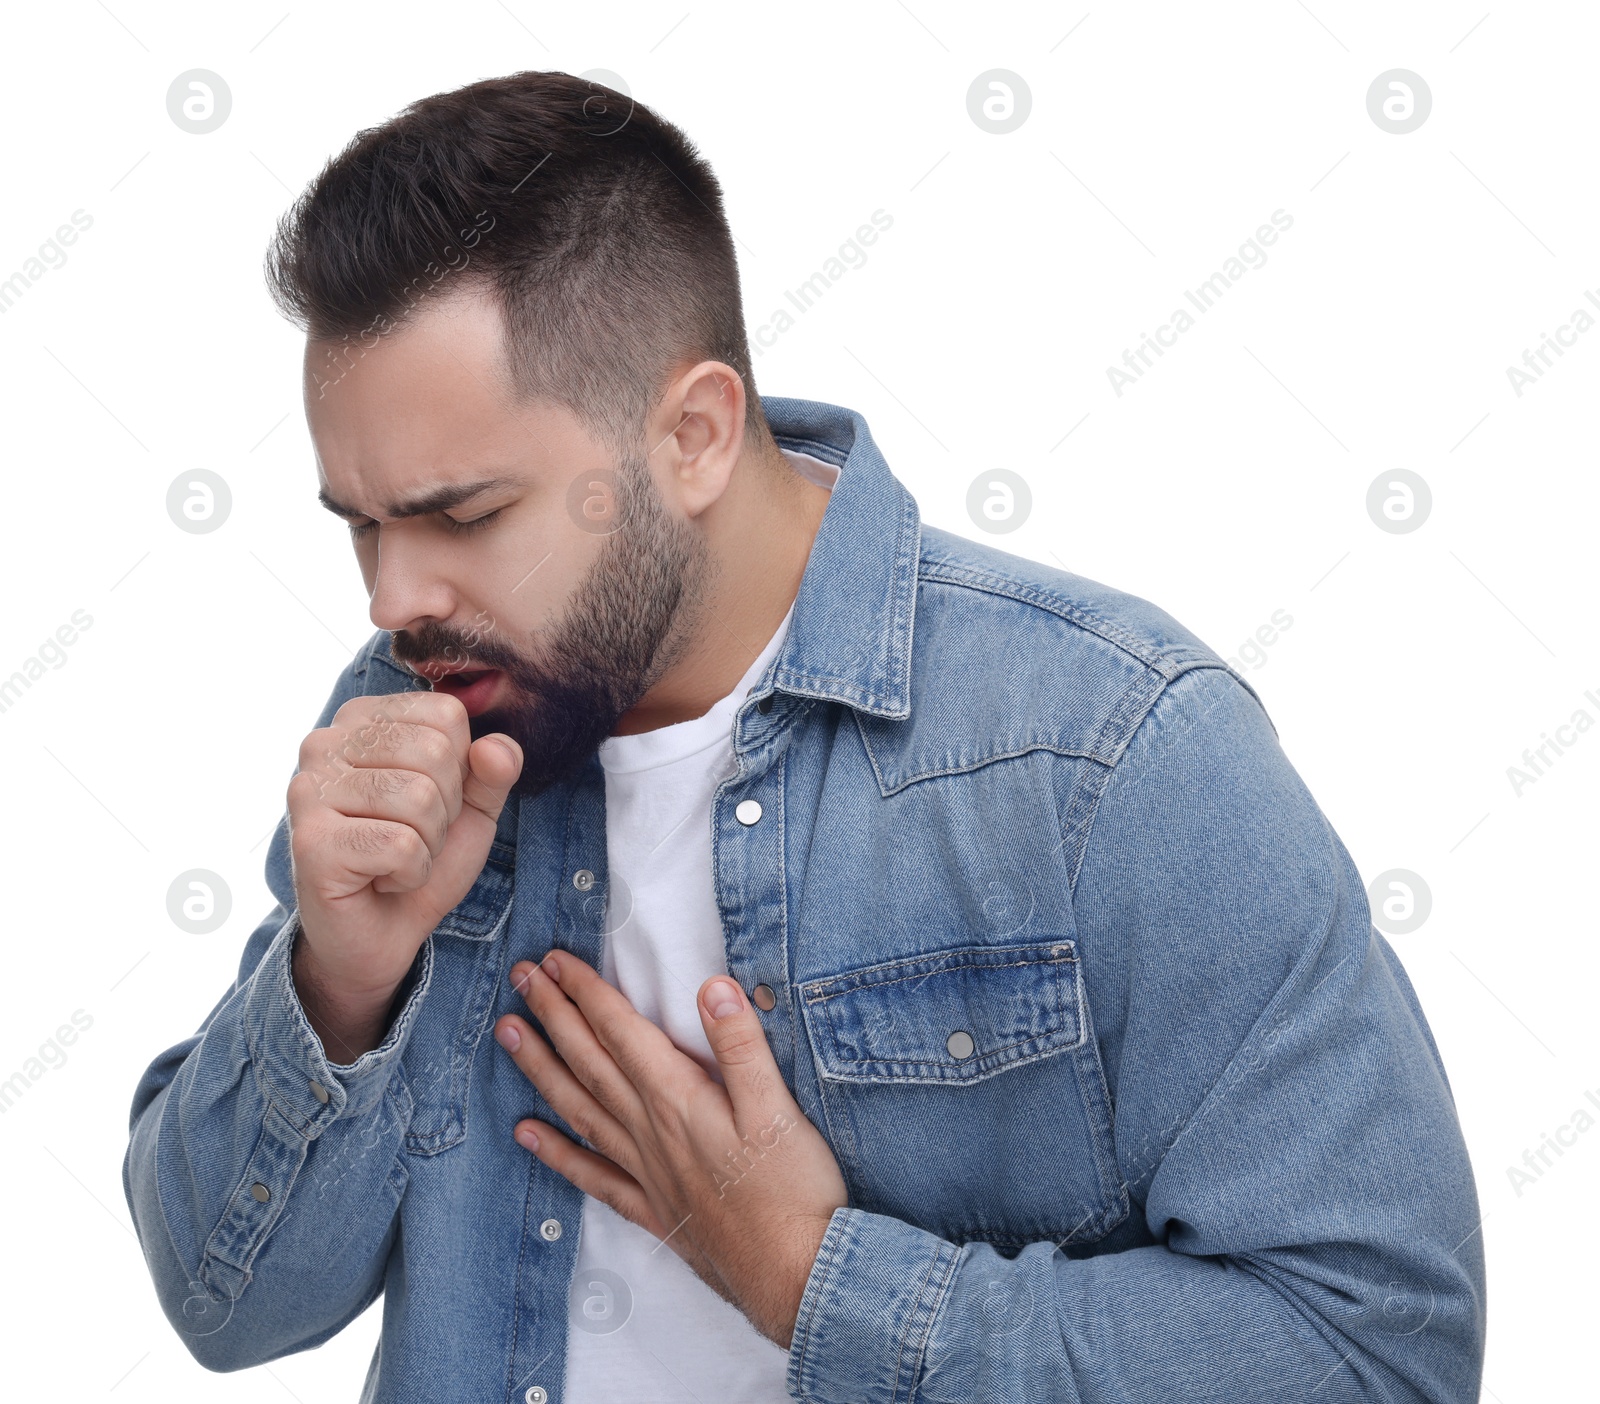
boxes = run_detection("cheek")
[491,528,597,626]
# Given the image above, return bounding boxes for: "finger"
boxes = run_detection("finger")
[494,1013,641,1173]
[329,689,473,769]
[513,1116,733,1300]
[293,815,432,897]
[305,697,471,822]
[510,961,652,1128]
[697,976,786,1122]
[414,735,522,907]
[511,1118,666,1238]
[315,766,450,859]
[530,950,693,1099]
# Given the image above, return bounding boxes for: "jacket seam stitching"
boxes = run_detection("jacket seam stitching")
[912,563,1205,676]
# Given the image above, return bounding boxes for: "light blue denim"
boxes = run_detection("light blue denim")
[124,394,1486,1402]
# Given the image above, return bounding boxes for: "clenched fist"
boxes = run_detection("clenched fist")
[286,691,523,1063]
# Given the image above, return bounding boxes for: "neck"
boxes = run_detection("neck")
[609,444,829,735]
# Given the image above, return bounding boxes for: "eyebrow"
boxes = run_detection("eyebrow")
[318,475,525,522]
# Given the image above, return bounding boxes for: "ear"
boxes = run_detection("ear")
[649,359,747,517]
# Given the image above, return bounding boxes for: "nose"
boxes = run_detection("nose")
[365,524,460,633]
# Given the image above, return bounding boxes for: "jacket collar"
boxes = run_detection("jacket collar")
[760,396,921,721]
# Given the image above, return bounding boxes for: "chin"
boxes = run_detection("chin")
[470,703,611,800]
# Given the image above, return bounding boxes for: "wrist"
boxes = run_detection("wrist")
[291,933,401,1064]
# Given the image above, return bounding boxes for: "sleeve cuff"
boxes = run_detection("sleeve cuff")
[785,1207,961,1404]
[240,908,433,1134]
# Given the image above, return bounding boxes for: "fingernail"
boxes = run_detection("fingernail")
[516,1126,540,1152]
[706,979,743,1019]
[542,955,560,983]
[495,1022,521,1052]
[510,962,534,992]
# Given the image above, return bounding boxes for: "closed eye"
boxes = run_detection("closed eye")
[347,507,504,540]
[444,507,503,536]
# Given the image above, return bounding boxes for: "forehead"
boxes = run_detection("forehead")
[303,288,591,505]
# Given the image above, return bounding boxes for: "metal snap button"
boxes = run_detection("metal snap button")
[757,694,774,714]
[573,869,595,891]
[524,1388,547,1404]
[946,1031,975,1060]
[309,1079,329,1104]
[250,1182,271,1202]
[735,799,762,825]
[751,983,777,1011]
[539,1218,562,1241]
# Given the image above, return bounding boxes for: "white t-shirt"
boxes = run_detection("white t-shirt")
[563,447,839,1402]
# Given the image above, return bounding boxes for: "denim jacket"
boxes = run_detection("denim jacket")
[124,395,1486,1403]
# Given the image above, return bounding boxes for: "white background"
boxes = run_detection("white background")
[1,1,1594,1398]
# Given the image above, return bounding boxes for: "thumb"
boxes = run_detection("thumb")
[462,733,523,821]
[416,734,522,914]
[698,976,779,1115]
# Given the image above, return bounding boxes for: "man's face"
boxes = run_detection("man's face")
[305,288,715,798]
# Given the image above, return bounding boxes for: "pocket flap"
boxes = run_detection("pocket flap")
[801,939,1085,1086]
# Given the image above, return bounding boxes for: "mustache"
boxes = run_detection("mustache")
[389,621,521,675]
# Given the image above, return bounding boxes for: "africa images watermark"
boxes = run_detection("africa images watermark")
[711,1109,798,1198]
[1106,209,1294,397]
[1504,284,1600,397]
[0,1010,94,1114]
[1505,685,1600,797]
[0,609,95,716]
[1505,1081,1600,1197]
[0,209,94,315]
[748,210,894,358]
[310,207,496,398]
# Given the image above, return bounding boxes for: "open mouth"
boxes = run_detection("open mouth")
[432,668,493,691]
[414,665,505,716]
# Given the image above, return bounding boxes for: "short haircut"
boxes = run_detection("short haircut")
[264,70,767,456]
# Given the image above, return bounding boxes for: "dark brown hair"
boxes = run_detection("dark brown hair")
[265,70,767,455]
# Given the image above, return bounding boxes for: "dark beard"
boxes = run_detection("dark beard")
[390,447,714,799]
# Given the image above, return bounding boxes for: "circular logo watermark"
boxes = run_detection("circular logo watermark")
[965,469,1032,534]
[569,1266,633,1335]
[977,1272,1036,1335]
[577,69,630,99]
[166,469,232,534]
[576,70,633,136]
[591,871,634,937]
[565,467,633,536]
[1366,69,1431,135]
[1367,868,1432,935]
[1365,470,1431,534]
[967,70,1032,134]
[167,70,232,135]
[975,866,1035,938]
[167,869,232,934]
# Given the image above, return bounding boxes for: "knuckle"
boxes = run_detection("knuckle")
[286,769,316,811]
[715,1029,765,1066]
[420,688,467,724]
[577,1115,626,1168]
[392,824,431,876]
[330,697,369,727]
[297,727,335,773]
[416,727,455,771]
[365,766,416,800]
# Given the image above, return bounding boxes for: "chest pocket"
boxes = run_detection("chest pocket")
[799,939,1127,1250]
[397,829,517,1156]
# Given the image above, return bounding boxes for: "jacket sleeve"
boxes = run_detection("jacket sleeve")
[122,637,436,1372]
[784,663,1487,1404]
